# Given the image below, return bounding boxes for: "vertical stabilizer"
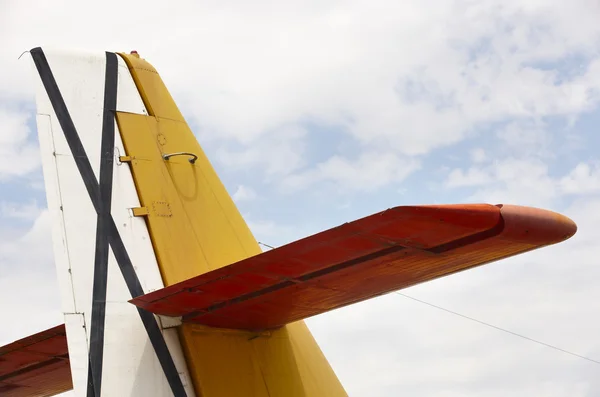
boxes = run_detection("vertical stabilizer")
[116,51,348,397]
[30,47,347,396]
[30,48,196,397]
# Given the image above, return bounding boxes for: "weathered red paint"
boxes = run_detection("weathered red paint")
[129,204,577,331]
[0,324,72,397]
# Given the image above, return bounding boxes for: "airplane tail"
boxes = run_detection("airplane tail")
[27,48,198,397]
[18,48,347,397]
[0,48,577,397]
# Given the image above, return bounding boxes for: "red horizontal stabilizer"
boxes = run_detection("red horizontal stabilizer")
[130,204,576,331]
[0,324,72,397]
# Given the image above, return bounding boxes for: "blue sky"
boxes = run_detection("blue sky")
[1,1,600,396]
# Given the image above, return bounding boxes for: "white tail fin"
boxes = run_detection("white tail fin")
[30,48,195,397]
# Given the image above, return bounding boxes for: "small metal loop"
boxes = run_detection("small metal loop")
[162,152,198,164]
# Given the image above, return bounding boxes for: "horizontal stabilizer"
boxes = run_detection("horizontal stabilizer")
[0,325,72,397]
[130,204,576,331]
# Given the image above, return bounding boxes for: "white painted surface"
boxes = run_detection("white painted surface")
[31,48,195,397]
[63,313,89,394]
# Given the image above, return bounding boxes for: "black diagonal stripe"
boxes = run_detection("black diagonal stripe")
[86,51,118,397]
[30,47,187,397]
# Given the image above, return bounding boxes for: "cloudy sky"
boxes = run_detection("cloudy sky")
[1,1,600,396]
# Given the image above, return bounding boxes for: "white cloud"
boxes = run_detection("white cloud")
[283,151,420,192]
[1,0,600,158]
[495,121,552,154]
[0,209,61,346]
[2,0,600,396]
[446,167,493,188]
[446,157,600,206]
[470,148,486,163]
[306,197,600,396]
[445,157,558,206]
[215,125,307,178]
[559,162,600,195]
[0,209,53,271]
[232,185,257,202]
[1,199,43,221]
[0,108,41,180]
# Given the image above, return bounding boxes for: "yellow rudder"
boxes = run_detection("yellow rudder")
[116,52,347,397]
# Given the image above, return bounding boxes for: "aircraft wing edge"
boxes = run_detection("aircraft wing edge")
[0,324,73,397]
[129,203,576,331]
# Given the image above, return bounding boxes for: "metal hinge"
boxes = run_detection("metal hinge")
[132,207,149,217]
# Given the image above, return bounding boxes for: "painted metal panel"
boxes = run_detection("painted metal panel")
[62,313,87,396]
[118,52,348,397]
[130,204,577,330]
[0,325,72,397]
[30,48,195,397]
[34,114,77,315]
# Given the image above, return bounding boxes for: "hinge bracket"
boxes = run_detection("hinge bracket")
[132,207,149,217]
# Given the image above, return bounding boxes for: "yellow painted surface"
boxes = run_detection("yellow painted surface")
[117,52,347,397]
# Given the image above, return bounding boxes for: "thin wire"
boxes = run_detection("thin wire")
[395,292,600,365]
[258,241,598,365]
[258,241,275,249]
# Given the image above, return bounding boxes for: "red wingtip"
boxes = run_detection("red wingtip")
[498,204,577,245]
